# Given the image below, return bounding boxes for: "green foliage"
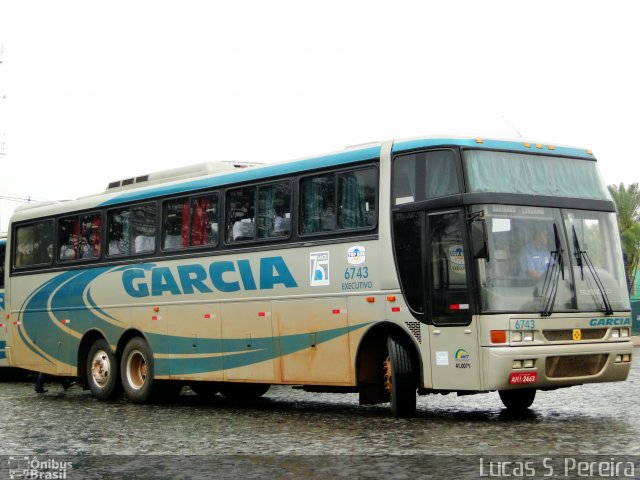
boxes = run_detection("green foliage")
[608,183,640,291]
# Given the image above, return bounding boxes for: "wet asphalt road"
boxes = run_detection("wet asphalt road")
[0,355,638,478]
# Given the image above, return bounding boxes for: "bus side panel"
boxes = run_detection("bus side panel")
[222,300,275,382]
[275,297,351,385]
[166,303,223,381]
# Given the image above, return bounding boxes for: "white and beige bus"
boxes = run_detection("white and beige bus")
[4,137,633,417]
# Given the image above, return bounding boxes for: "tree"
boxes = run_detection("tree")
[608,183,640,293]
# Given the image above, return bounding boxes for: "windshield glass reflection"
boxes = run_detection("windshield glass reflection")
[475,205,629,314]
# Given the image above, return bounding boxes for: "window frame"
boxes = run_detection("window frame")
[57,211,104,264]
[161,192,221,252]
[224,179,294,246]
[12,219,55,271]
[105,202,158,258]
[298,165,379,238]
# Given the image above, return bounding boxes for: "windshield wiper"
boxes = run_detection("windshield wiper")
[540,224,564,317]
[572,226,614,315]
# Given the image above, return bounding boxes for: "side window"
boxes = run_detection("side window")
[301,174,335,234]
[58,213,101,261]
[338,169,376,230]
[14,221,54,268]
[301,167,377,235]
[190,194,219,247]
[107,203,156,256]
[226,187,256,242]
[393,150,459,205]
[257,182,291,239]
[163,194,219,250]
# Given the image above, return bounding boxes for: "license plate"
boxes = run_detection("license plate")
[573,329,582,341]
[509,372,537,385]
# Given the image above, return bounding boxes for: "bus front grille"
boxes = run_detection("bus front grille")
[545,354,607,378]
[542,329,607,342]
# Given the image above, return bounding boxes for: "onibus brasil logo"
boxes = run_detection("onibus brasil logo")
[8,456,73,479]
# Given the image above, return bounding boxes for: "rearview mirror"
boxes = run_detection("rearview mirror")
[471,220,488,260]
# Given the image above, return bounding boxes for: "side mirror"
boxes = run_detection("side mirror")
[471,219,488,260]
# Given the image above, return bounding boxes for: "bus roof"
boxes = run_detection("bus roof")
[391,136,595,158]
[9,136,596,222]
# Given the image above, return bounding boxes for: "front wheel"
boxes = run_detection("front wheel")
[499,389,536,411]
[384,337,417,418]
[121,337,155,403]
[86,338,122,400]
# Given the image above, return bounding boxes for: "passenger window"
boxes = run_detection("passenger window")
[14,221,54,268]
[338,169,376,230]
[163,194,219,249]
[301,174,335,234]
[189,195,219,247]
[226,187,256,242]
[257,182,291,239]
[107,203,156,256]
[301,168,377,234]
[58,213,101,261]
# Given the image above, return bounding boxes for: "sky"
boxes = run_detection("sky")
[0,0,639,231]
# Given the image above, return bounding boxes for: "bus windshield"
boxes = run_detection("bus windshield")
[475,204,630,313]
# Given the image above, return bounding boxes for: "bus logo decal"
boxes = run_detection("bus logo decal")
[310,251,330,286]
[347,245,366,265]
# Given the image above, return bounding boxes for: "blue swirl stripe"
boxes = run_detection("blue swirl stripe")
[20,268,371,376]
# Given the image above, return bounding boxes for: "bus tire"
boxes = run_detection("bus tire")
[219,383,270,401]
[499,388,536,411]
[384,336,417,418]
[121,337,155,403]
[86,338,122,400]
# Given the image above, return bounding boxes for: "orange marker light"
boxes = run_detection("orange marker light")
[366,297,375,303]
[475,138,484,144]
[153,306,160,312]
[386,295,396,302]
[490,330,507,344]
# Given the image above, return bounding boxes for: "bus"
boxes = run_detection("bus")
[4,137,633,417]
[0,236,7,367]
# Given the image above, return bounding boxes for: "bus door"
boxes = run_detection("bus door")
[425,210,481,390]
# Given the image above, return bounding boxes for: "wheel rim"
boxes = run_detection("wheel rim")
[126,349,147,390]
[91,349,111,388]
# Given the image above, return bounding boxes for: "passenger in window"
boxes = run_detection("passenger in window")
[321,205,335,231]
[272,208,289,236]
[60,234,78,260]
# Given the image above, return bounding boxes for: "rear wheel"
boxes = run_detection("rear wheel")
[121,337,155,403]
[86,338,122,400]
[219,383,270,401]
[499,389,536,411]
[383,337,417,418]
